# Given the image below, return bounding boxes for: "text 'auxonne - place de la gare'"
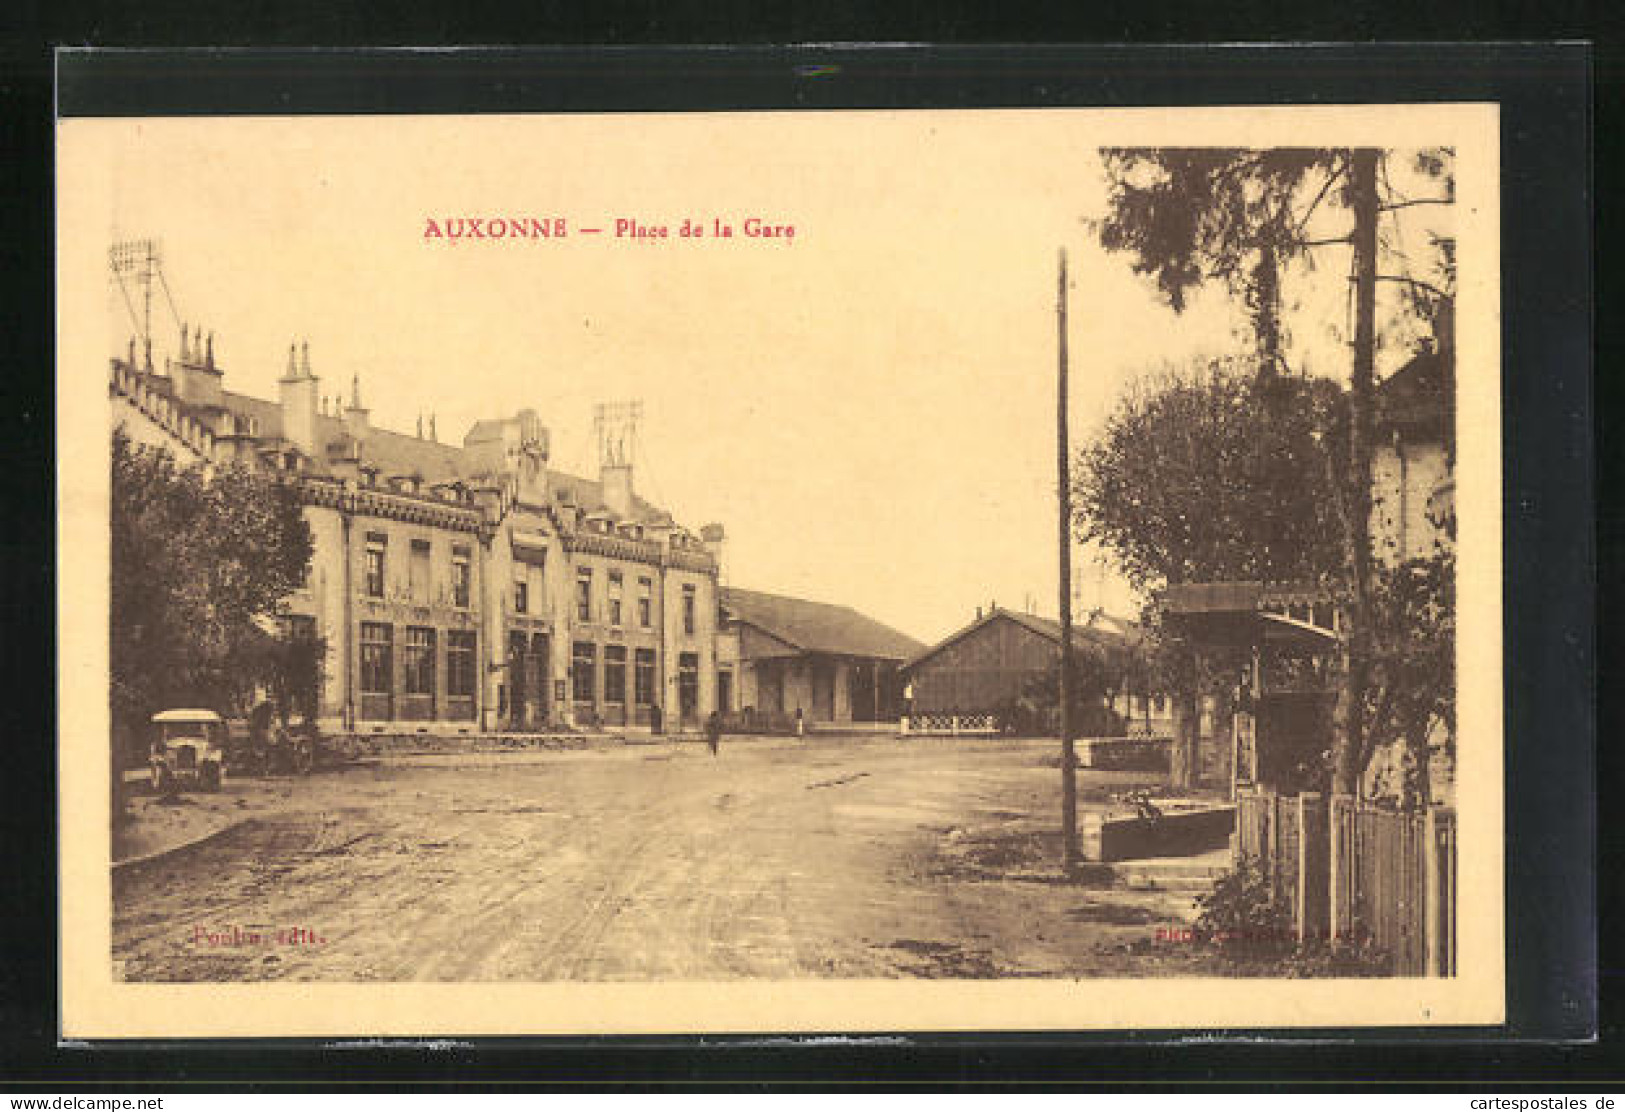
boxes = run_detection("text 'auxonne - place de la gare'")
[422,216,798,243]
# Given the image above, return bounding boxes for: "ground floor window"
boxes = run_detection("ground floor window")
[634,648,656,707]
[604,645,627,705]
[572,641,596,703]
[404,626,436,696]
[360,622,392,694]
[447,630,477,698]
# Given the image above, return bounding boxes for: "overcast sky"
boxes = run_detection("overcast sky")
[83,112,1453,645]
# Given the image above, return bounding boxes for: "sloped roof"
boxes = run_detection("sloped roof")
[1160,580,1332,616]
[1378,348,1453,434]
[903,606,1142,671]
[128,366,684,527]
[721,587,925,662]
[549,470,674,525]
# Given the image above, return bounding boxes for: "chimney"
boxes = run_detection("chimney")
[345,373,370,442]
[602,463,633,519]
[700,523,726,578]
[170,321,224,407]
[279,339,320,457]
[596,409,634,518]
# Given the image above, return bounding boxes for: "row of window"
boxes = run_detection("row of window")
[364,534,472,608]
[360,533,701,637]
[356,622,704,712]
[359,622,477,699]
[556,568,697,635]
[569,645,700,707]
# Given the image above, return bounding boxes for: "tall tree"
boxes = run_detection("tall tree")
[1073,359,1345,593]
[111,430,314,757]
[1094,146,1455,795]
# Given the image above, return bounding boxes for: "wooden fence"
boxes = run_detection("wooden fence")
[1236,789,1456,976]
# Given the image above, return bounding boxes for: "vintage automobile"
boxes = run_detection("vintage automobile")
[149,708,227,792]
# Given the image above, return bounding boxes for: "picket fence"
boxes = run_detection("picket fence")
[1235,788,1457,976]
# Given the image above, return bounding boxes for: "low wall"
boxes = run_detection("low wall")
[1077,735,1173,772]
[1080,804,1235,862]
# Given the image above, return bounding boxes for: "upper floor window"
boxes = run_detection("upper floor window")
[451,547,471,609]
[608,570,624,627]
[364,534,387,598]
[513,578,528,614]
[638,577,653,628]
[409,539,431,602]
[682,583,697,636]
[576,567,593,622]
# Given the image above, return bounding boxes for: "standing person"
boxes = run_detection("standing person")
[649,701,663,737]
[705,710,721,757]
[794,707,805,740]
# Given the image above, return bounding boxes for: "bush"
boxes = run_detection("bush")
[1278,934,1394,978]
[1193,856,1291,955]
[1195,859,1396,975]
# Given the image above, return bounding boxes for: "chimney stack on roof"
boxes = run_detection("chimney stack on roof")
[699,522,726,579]
[170,321,223,407]
[279,337,320,457]
[344,373,370,443]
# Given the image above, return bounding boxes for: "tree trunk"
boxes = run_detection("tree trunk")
[1332,148,1380,798]
[1170,648,1200,792]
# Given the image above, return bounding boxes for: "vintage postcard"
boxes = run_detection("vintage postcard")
[58,104,1503,1037]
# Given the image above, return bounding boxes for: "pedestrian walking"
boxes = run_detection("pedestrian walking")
[705,710,722,757]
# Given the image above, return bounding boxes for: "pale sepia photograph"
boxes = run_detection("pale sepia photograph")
[57,105,1504,1036]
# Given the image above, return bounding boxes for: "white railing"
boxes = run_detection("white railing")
[901,712,1002,736]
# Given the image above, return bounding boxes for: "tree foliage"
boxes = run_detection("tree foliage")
[110,430,315,753]
[999,633,1142,737]
[1099,149,1342,369]
[1362,551,1455,803]
[1092,146,1458,796]
[1099,147,1457,371]
[1073,359,1345,594]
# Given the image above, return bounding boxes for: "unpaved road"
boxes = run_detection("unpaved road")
[113,736,1211,981]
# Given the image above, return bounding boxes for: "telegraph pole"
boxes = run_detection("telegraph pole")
[1056,248,1078,872]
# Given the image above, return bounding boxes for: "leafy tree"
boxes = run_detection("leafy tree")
[1099,149,1342,373]
[110,429,314,761]
[1093,147,1456,795]
[1073,358,1345,594]
[1362,551,1455,806]
[1001,633,1138,737]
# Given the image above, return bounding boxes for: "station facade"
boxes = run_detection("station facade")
[110,329,723,734]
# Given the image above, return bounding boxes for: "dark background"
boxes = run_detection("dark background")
[1,27,1604,1089]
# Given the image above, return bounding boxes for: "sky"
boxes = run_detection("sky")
[80,112,1454,645]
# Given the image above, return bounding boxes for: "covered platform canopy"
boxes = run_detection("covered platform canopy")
[1157,580,1343,794]
[1160,580,1342,652]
